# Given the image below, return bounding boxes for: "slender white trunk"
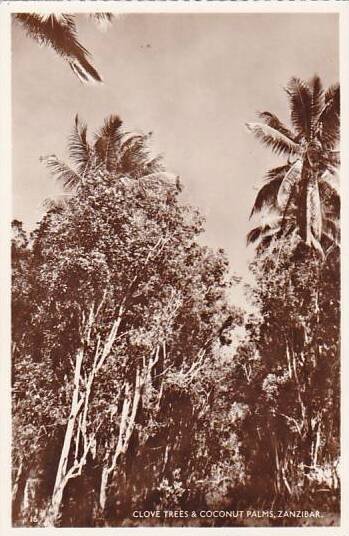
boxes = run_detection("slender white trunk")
[48,349,84,525]
[99,366,144,511]
[99,467,109,511]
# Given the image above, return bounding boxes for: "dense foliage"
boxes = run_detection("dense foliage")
[12,74,340,527]
[12,122,243,526]
[230,239,340,521]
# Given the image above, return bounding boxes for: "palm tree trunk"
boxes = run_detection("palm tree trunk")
[298,164,311,245]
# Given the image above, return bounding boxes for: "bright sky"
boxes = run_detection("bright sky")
[12,13,339,280]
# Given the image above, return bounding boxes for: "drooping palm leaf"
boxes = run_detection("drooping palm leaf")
[15,14,103,84]
[257,112,295,140]
[264,165,293,182]
[250,169,287,218]
[247,223,284,247]
[42,154,82,190]
[246,122,301,158]
[247,204,284,244]
[247,226,264,245]
[256,225,299,256]
[277,160,302,210]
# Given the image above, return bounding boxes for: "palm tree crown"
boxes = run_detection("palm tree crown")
[42,114,179,205]
[246,76,340,257]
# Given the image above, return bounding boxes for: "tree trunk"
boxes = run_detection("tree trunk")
[99,467,109,511]
[48,349,84,525]
[12,460,25,523]
[45,484,65,527]
[312,420,321,467]
[98,367,144,512]
[298,164,312,245]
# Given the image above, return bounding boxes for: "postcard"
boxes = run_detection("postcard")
[0,1,348,534]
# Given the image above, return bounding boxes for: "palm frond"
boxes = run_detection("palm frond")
[68,60,102,84]
[94,115,123,171]
[143,155,165,174]
[319,173,340,217]
[15,14,102,84]
[90,13,114,31]
[310,75,324,135]
[257,112,295,140]
[247,226,264,245]
[42,195,71,213]
[264,165,291,182]
[41,154,82,190]
[250,167,289,218]
[325,84,340,108]
[323,216,339,235]
[247,217,282,246]
[317,84,340,149]
[277,160,302,210]
[120,132,144,146]
[248,76,340,255]
[285,77,313,139]
[322,150,340,173]
[257,235,274,252]
[118,134,153,179]
[245,122,301,158]
[247,226,285,256]
[322,216,340,246]
[68,115,92,174]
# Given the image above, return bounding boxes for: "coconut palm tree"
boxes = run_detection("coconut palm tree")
[14,13,113,83]
[41,114,179,201]
[246,76,340,257]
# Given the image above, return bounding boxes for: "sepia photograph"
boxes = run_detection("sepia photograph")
[3,3,343,530]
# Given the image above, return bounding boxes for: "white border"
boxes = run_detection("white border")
[1,2,348,535]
